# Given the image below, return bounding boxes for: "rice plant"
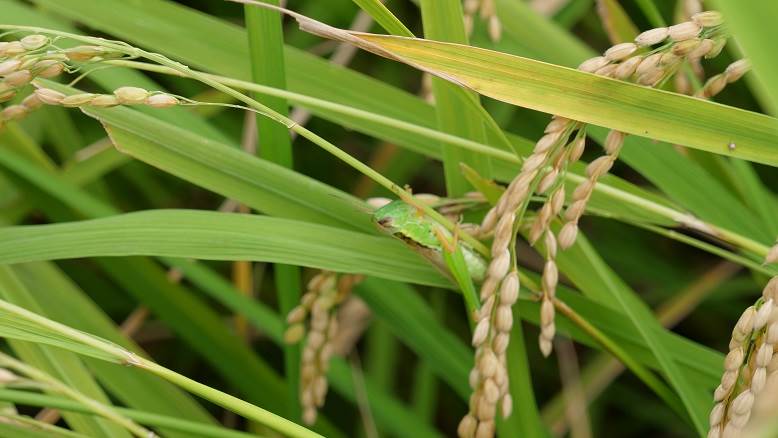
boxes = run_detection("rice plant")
[0,1,777,437]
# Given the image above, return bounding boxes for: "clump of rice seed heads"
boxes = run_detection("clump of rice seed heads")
[32,86,179,110]
[458,265,519,438]
[284,271,363,425]
[477,10,728,360]
[2,86,178,128]
[463,0,501,42]
[696,59,751,99]
[708,277,778,437]
[0,34,130,129]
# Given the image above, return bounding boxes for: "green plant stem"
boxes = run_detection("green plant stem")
[105,60,520,162]
[0,389,255,438]
[634,223,778,277]
[582,205,778,276]
[0,353,151,438]
[135,358,319,438]
[0,299,320,438]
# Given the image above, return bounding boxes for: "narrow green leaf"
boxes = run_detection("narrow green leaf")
[727,159,778,237]
[442,243,480,322]
[596,0,640,43]
[409,290,445,422]
[0,210,449,287]
[460,163,504,204]
[94,119,372,232]
[559,236,710,434]
[494,0,592,65]
[363,321,400,396]
[634,0,667,27]
[244,0,301,420]
[245,0,293,168]
[420,0,492,196]
[352,0,414,37]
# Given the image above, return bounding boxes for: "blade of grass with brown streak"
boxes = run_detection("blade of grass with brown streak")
[486,1,778,248]
[341,33,778,167]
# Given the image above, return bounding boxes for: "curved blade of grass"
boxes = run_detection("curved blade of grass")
[442,244,480,322]
[528,288,722,386]
[345,33,778,167]
[596,0,640,43]
[482,4,778,249]
[727,159,778,237]
[494,0,592,65]
[0,209,449,287]
[245,0,293,167]
[94,114,372,232]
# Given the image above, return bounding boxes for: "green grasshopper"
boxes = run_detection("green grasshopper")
[373,200,487,284]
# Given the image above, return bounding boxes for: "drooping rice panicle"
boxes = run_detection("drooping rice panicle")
[476,12,728,367]
[284,271,363,424]
[708,277,778,437]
